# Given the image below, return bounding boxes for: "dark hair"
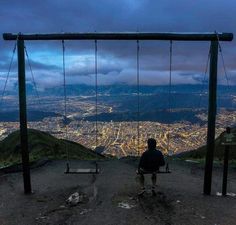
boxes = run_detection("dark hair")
[147,138,156,150]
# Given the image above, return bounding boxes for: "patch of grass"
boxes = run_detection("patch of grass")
[175,127,236,161]
[0,129,104,167]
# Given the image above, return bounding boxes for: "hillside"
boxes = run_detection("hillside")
[0,129,103,166]
[176,128,236,160]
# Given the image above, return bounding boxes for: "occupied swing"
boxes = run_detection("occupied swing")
[136,40,172,174]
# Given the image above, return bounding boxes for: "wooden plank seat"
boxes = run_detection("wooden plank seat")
[64,162,100,174]
[138,170,171,174]
[65,168,100,174]
[136,163,171,174]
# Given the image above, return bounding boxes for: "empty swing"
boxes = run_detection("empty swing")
[63,39,100,174]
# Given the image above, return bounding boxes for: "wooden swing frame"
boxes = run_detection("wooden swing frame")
[3,31,233,194]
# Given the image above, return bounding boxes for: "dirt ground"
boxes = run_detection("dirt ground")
[0,158,236,225]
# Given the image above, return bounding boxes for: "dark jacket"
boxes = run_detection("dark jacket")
[138,149,165,172]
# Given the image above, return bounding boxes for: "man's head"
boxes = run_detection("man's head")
[147,138,156,150]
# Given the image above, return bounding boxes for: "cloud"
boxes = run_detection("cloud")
[0,0,236,88]
[64,53,124,77]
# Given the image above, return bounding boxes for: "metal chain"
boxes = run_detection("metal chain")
[0,42,17,106]
[95,40,98,150]
[198,47,211,109]
[167,40,173,155]
[215,31,232,108]
[24,46,41,105]
[62,40,69,163]
[137,40,140,155]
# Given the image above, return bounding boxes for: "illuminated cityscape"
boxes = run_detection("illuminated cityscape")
[0,95,235,158]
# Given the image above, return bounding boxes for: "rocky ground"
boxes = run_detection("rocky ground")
[0,158,236,225]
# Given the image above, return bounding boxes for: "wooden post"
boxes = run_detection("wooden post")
[203,41,218,195]
[17,38,32,194]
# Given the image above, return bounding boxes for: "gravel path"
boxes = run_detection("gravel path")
[0,158,235,225]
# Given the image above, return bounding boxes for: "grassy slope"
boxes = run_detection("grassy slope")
[0,129,103,166]
[176,128,236,160]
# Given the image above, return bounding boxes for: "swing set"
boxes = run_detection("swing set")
[2,32,233,195]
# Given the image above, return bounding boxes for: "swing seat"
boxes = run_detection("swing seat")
[136,170,171,174]
[64,162,100,174]
[65,168,100,174]
[136,163,171,174]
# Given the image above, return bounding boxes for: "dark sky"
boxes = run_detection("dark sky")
[0,0,235,89]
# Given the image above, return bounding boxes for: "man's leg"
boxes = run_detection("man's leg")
[151,173,157,196]
[139,173,145,189]
[136,173,145,195]
[151,173,157,186]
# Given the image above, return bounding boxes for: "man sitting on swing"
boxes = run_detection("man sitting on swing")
[137,138,165,196]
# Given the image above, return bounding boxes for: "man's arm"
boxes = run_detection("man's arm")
[159,152,165,167]
[138,153,145,171]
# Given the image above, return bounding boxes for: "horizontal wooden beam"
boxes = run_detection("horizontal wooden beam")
[3,32,233,41]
